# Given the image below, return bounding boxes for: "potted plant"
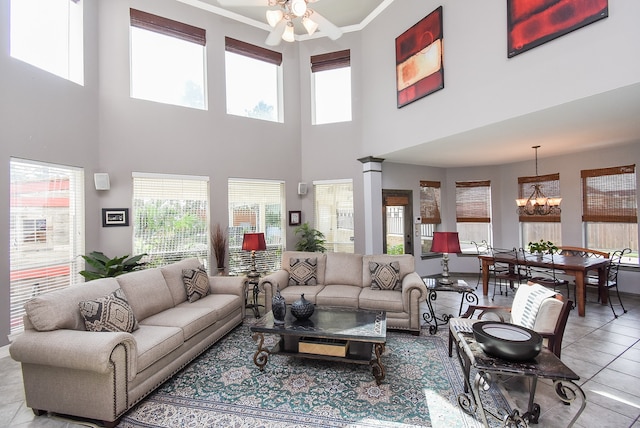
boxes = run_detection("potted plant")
[211,223,228,275]
[527,240,558,256]
[80,251,148,281]
[294,222,326,252]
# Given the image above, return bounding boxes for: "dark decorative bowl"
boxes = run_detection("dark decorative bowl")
[290,294,315,320]
[472,321,542,361]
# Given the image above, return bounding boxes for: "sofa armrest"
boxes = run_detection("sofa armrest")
[401,272,428,306]
[259,270,290,313]
[10,329,137,379]
[209,275,247,298]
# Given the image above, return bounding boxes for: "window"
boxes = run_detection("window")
[518,173,562,246]
[10,0,84,85]
[314,180,354,253]
[582,165,638,264]
[225,37,282,122]
[311,49,352,125]
[456,180,492,252]
[228,179,285,274]
[132,173,209,267]
[130,9,206,110]
[9,158,85,334]
[420,180,441,254]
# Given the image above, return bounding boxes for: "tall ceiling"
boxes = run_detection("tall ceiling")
[179,0,640,167]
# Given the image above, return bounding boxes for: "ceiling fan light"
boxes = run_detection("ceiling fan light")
[282,22,295,42]
[290,0,307,17]
[302,16,318,35]
[266,9,284,27]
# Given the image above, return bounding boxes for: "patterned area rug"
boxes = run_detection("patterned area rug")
[119,324,510,427]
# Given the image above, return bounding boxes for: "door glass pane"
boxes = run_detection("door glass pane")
[386,206,405,254]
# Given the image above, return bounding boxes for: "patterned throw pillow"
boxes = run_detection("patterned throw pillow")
[79,288,138,333]
[288,258,318,286]
[182,265,211,303]
[370,261,401,290]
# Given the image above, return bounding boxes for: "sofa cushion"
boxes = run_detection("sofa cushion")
[160,257,203,305]
[176,293,242,322]
[279,285,325,305]
[359,288,405,312]
[78,288,139,333]
[325,253,363,287]
[24,278,120,331]
[140,306,217,341]
[117,269,175,321]
[316,284,362,308]
[182,265,211,302]
[288,257,318,286]
[282,251,327,285]
[369,261,401,290]
[132,324,184,373]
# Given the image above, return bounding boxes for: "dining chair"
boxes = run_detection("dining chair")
[585,248,630,318]
[491,247,527,299]
[527,251,572,304]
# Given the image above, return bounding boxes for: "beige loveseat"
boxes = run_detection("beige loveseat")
[9,258,245,427]
[260,252,428,334]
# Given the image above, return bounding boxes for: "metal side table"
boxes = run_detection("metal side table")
[421,278,478,334]
[245,272,264,318]
[452,329,586,427]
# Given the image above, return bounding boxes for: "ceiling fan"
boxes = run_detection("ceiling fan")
[218,0,343,46]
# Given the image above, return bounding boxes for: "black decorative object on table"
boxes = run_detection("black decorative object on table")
[472,321,542,361]
[290,293,314,320]
[272,287,286,325]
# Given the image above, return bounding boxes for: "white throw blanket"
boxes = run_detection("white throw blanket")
[518,286,557,330]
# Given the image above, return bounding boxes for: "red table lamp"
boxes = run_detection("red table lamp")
[242,232,267,279]
[431,232,461,285]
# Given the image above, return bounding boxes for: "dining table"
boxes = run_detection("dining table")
[478,253,610,317]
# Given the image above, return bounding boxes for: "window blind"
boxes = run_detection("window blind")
[518,173,561,223]
[582,164,637,223]
[456,180,491,223]
[314,180,354,253]
[228,179,285,274]
[9,158,85,334]
[132,173,210,267]
[130,8,206,45]
[225,37,282,66]
[311,49,350,72]
[420,180,441,224]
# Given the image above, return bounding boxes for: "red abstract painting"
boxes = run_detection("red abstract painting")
[395,6,444,108]
[508,0,608,57]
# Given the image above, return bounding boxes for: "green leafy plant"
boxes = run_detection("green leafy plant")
[80,251,148,281]
[294,222,326,253]
[527,240,558,255]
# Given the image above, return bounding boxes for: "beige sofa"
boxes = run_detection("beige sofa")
[9,257,245,427]
[260,252,428,334]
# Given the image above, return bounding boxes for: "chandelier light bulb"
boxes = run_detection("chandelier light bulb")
[282,22,295,42]
[290,0,307,17]
[302,16,318,35]
[266,9,284,27]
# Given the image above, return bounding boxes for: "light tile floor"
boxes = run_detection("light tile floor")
[1,276,639,427]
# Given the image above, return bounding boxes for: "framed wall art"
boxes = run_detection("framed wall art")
[507,0,608,58]
[289,210,301,226]
[102,208,129,227]
[395,6,444,108]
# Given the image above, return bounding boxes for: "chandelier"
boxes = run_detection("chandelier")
[515,145,562,216]
[266,0,327,43]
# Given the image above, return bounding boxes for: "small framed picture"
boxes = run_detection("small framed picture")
[289,210,301,226]
[102,208,129,227]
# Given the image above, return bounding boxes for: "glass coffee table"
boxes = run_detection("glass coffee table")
[250,307,387,384]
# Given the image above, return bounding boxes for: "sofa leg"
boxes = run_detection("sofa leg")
[32,408,46,416]
[411,330,420,336]
[103,418,121,428]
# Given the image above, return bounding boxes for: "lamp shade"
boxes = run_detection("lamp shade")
[242,233,267,252]
[431,232,461,254]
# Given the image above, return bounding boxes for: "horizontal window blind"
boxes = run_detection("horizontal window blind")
[130,8,206,45]
[314,180,354,253]
[133,173,210,267]
[582,164,637,223]
[10,158,84,334]
[518,173,561,223]
[456,180,491,223]
[228,179,285,274]
[311,49,350,72]
[225,37,282,66]
[420,180,441,224]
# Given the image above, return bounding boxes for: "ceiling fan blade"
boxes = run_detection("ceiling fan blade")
[310,10,343,40]
[217,0,267,6]
[265,19,287,46]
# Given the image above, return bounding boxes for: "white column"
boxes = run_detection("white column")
[358,157,384,255]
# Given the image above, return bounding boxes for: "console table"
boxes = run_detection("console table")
[421,278,478,334]
[452,328,586,427]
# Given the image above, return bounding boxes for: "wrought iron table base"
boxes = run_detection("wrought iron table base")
[245,280,263,318]
[422,281,478,334]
